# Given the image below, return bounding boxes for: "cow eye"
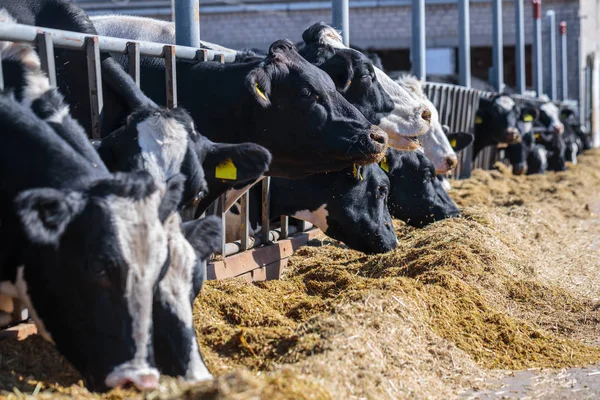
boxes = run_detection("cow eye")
[299,88,312,98]
[377,185,388,197]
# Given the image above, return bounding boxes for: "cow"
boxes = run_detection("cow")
[226,166,398,255]
[503,103,547,175]
[381,149,460,227]
[92,17,432,152]
[0,36,221,385]
[92,21,390,179]
[560,106,590,163]
[396,74,474,174]
[0,90,183,391]
[535,99,567,171]
[473,94,522,158]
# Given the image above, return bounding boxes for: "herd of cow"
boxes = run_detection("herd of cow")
[0,0,591,393]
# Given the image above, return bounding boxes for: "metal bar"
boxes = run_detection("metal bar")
[492,0,504,92]
[532,0,543,96]
[411,0,426,79]
[217,195,227,255]
[332,0,350,46]
[37,33,57,87]
[240,192,250,251]
[0,23,236,62]
[261,177,271,244]
[514,0,525,94]
[560,21,568,100]
[0,50,4,91]
[280,215,289,240]
[546,10,557,100]
[85,36,103,140]
[174,0,200,47]
[163,45,177,109]
[127,41,141,87]
[458,0,471,87]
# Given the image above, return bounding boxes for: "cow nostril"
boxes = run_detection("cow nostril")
[421,109,432,123]
[370,128,387,146]
[446,156,458,169]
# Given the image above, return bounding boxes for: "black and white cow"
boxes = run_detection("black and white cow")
[0,91,183,391]
[92,17,433,153]
[0,32,220,386]
[535,99,567,171]
[560,106,590,163]
[92,22,389,179]
[473,94,522,158]
[504,103,547,175]
[226,167,398,255]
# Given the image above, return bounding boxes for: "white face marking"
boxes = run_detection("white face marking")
[538,147,548,169]
[225,202,261,243]
[137,116,189,188]
[540,102,565,132]
[495,96,516,111]
[316,28,431,142]
[158,212,212,382]
[46,105,71,125]
[293,204,329,232]
[440,177,452,192]
[517,120,533,135]
[397,74,456,173]
[105,191,166,385]
[223,178,262,212]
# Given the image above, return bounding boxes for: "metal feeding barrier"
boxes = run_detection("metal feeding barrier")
[0,21,318,283]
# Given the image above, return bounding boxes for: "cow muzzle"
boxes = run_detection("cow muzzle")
[503,128,521,144]
[105,364,160,390]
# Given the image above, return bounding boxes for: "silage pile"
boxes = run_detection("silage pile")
[3,150,600,399]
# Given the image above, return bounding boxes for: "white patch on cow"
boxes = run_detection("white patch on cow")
[91,15,176,43]
[105,191,166,387]
[539,147,548,170]
[397,74,456,173]
[46,105,71,125]
[316,28,431,143]
[158,212,213,382]
[11,267,54,342]
[539,102,564,133]
[293,204,329,232]
[137,115,189,189]
[495,96,516,111]
[440,176,452,192]
[224,178,262,212]
[225,203,261,243]
[517,121,533,135]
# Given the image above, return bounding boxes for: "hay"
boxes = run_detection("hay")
[3,150,600,399]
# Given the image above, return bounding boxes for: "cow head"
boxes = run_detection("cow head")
[381,149,460,227]
[397,75,459,173]
[245,39,388,177]
[14,170,183,391]
[301,22,432,150]
[445,129,474,153]
[507,104,539,175]
[475,95,521,148]
[539,100,565,134]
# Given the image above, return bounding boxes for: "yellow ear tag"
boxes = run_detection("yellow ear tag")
[450,139,457,148]
[215,158,237,180]
[475,116,483,124]
[255,83,268,101]
[352,164,364,180]
[535,133,540,139]
[379,157,390,173]
[523,114,534,122]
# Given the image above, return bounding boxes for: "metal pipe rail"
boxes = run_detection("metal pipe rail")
[0,21,315,281]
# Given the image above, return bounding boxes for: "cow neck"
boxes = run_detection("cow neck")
[178,60,260,144]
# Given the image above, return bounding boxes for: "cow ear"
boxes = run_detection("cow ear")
[159,174,186,223]
[446,132,474,152]
[182,216,222,298]
[14,188,85,246]
[320,53,354,92]
[247,68,271,108]
[206,142,272,184]
[521,106,539,122]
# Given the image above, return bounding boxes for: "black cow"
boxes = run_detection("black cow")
[227,166,398,255]
[0,91,185,391]
[382,149,460,227]
[93,22,389,179]
[473,94,522,158]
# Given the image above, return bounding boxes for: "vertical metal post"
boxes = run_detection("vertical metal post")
[458,0,471,87]
[546,10,557,101]
[332,0,350,47]
[127,42,140,88]
[411,0,426,79]
[533,0,543,96]
[85,36,103,140]
[0,50,4,91]
[261,177,271,244]
[280,215,289,240]
[559,21,568,100]
[37,33,57,87]
[163,45,177,109]
[492,0,504,92]
[217,194,226,256]
[240,192,250,251]
[515,0,526,93]
[174,0,200,47]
